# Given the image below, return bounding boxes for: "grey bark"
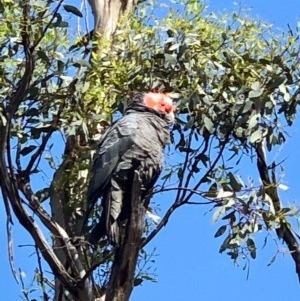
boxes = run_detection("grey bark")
[88,0,137,37]
[255,141,300,280]
[105,171,144,301]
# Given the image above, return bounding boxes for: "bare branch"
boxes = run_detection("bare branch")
[153,186,211,200]
[180,131,210,201]
[171,127,201,206]
[143,134,231,247]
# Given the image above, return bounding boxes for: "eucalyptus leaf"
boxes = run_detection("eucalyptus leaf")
[214,225,227,238]
[203,116,214,134]
[250,129,262,143]
[247,238,256,259]
[212,205,226,224]
[20,145,37,156]
[63,4,83,17]
[228,172,243,192]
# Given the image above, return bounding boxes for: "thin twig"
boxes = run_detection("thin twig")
[19,268,30,301]
[35,244,49,301]
[143,104,240,247]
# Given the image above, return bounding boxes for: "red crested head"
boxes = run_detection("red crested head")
[143,92,175,122]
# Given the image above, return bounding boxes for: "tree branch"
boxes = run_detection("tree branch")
[142,133,231,248]
[17,177,90,283]
[5,192,19,283]
[0,128,85,296]
[105,170,144,301]
[255,141,300,281]
[8,1,34,116]
[141,192,185,248]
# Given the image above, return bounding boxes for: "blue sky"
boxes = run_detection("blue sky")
[1,0,300,300]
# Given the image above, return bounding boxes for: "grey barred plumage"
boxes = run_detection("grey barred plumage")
[86,92,174,246]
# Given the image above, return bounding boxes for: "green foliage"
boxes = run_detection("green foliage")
[1,0,73,157]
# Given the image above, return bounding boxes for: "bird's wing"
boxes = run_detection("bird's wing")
[86,114,139,215]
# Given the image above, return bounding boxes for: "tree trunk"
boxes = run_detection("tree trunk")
[105,171,145,301]
[88,0,137,37]
[50,1,139,300]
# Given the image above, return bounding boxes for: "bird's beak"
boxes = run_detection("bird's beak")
[164,110,175,124]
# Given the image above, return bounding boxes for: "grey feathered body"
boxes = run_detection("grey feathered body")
[87,102,171,245]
